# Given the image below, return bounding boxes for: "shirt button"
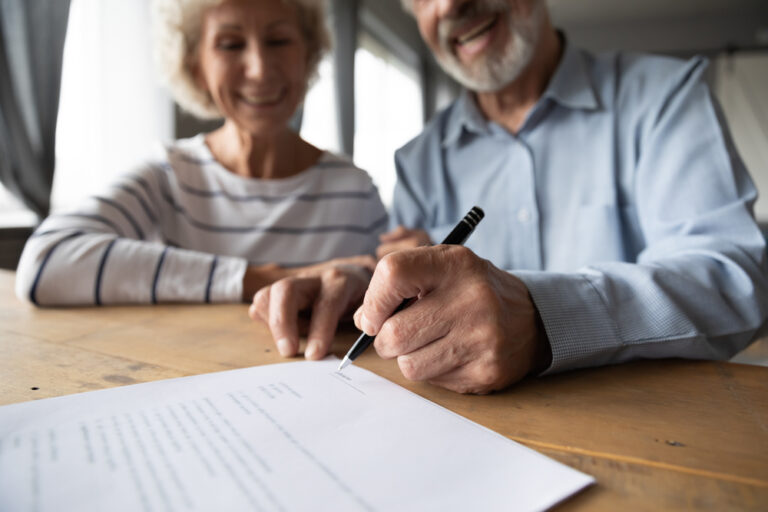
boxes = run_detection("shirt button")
[517,208,531,223]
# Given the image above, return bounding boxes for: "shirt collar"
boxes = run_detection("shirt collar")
[442,39,600,147]
[443,90,489,146]
[542,40,600,111]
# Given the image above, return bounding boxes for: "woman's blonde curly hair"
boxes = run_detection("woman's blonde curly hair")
[152,0,331,119]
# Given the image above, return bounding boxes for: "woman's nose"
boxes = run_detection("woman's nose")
[244,44,268,79]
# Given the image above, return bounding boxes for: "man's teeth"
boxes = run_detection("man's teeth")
[242,92,281,105]
[456,17,496,45]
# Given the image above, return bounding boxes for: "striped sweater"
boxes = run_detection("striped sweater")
[16,135,388,305]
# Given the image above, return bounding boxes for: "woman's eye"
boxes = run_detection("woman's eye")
[216,40,244,50]
[266,38,292,47]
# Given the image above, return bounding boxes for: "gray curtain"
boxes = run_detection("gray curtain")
[0,0,71,219]
[330,0,358,157]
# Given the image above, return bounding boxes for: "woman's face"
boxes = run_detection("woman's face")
[195,0,308,134]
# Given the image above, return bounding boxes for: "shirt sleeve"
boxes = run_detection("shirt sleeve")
[15,166,247,306]
[515,57,768,374]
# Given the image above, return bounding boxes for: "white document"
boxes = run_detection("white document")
[0,360,592,511]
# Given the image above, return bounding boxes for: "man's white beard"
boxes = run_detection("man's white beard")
[435,2,543,93]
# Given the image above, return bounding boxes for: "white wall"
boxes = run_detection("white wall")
[713,54,768,221]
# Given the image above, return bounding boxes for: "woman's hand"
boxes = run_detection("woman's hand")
[247,256,376,360]
[241,255,376,302]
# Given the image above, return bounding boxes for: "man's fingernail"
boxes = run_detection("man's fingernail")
[360,314,374,335]
[276,338,292,357]
[305,341,320,360]
[248,304,256,317]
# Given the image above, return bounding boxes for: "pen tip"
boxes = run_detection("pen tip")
[338,357,351,372]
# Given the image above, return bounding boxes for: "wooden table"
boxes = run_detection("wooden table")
[1,269,766,510]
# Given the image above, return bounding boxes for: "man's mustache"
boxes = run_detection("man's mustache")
[437,0,510,45]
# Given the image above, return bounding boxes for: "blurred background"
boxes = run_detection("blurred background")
[1,0,767,268]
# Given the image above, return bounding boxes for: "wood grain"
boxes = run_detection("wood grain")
[2,269,767,510]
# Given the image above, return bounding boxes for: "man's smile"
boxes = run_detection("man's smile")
[452,14,499,46]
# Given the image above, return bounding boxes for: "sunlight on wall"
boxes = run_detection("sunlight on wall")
[353,34,423,207]
[300,56,342,155]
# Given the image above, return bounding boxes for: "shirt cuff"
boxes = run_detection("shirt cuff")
[512,270,621,375]
[209,256,248,303]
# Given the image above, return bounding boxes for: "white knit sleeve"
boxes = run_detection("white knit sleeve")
[15,165,247,305]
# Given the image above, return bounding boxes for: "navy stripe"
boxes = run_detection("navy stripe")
[60,213,125,237]
[94,196,145,239]
[31,227,100,239]
[164,196,387,234]
[151,247,169,304]
[94,238,118,305]
[152,173,388,235]
[28,231,84,305]
[115,183,158,223]
[168,147,357,172]
[155,162,377,203]
[177,181,377,202]
[204,256,218,304]
[130,174,163,210]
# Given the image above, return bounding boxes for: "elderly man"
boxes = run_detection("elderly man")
[250,0,768,394]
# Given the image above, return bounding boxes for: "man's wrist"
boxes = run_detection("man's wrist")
[531,308,552,375]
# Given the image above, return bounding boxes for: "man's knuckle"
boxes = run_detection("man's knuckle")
[377,254,400,283]
[373,336,394,358]
[480,366,503,389]
[253,288,269,307]
[385,319,408,344]
[470,322,492,343]
[444,244,472,260]
[398,356,420,381]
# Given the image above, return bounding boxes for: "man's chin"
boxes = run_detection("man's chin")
[438,57,511,93]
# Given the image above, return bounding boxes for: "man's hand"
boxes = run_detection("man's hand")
[248,256,375,360]
[376,226,432,259]
[354,245,550,394]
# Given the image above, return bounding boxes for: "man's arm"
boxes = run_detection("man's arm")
[515,57,768,374]
[354,57,767,392]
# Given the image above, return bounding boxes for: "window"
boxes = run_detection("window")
[0,187,36,227]
[712,52,768,222]
[300,55,342,154]
[52,0,173,213]
[353,33,423,207]
[0,0,172,227]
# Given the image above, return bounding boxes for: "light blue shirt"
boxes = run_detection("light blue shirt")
[391,42,768,374]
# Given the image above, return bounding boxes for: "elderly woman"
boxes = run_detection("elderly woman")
[16,0,386,357]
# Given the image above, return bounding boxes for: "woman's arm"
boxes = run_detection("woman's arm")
[15,170,247,306]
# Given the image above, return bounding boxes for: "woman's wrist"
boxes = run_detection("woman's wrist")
[242,264,291,302]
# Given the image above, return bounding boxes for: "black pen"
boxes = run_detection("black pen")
[338,206,485,372]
